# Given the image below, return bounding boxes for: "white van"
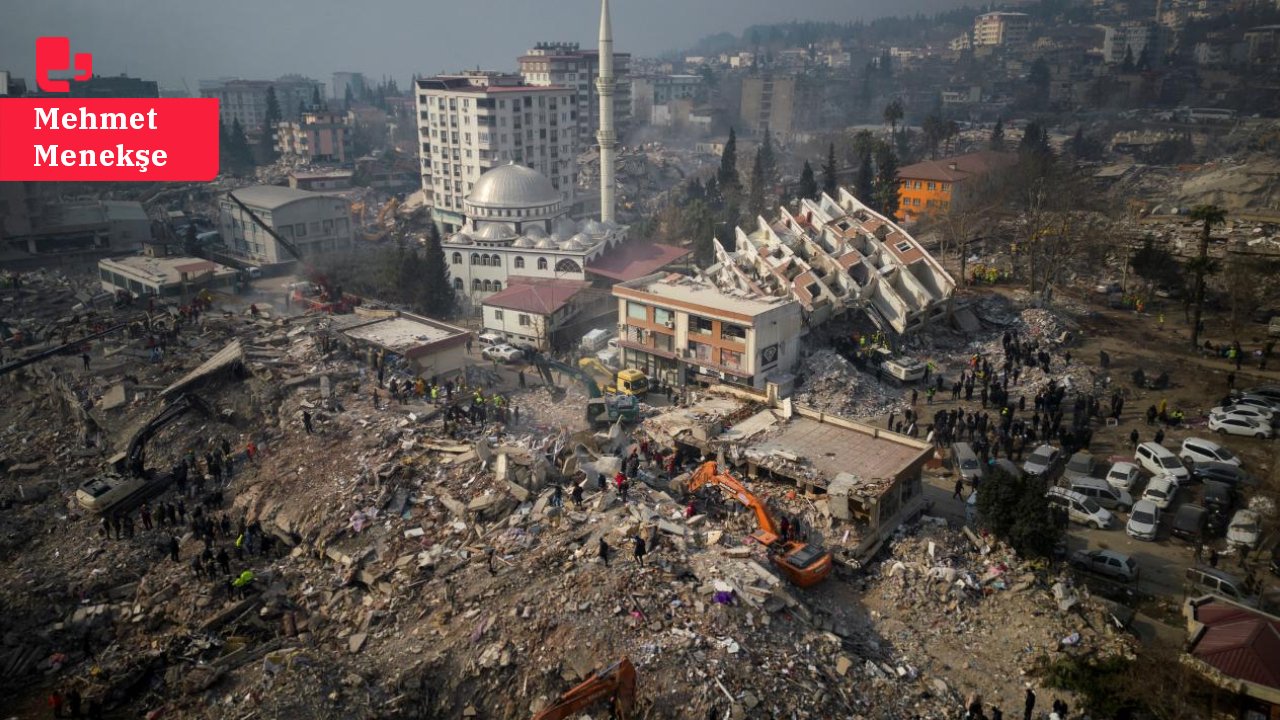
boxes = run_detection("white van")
[1046,487,1113,530]
[1179,437,1241,468]
[1184,566,1256,606]
[1068,476,1134,512]
[1135,442,1190,484]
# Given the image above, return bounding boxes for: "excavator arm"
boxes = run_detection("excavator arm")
[532,657,636,720]
[126,393,213,477]
[686,461,782,546]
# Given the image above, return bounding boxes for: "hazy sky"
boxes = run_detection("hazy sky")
[2,0,970,91]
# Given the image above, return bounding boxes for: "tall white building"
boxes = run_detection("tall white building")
[1101,22,1166,65]
[200,75,324,132]
[973,12,1031,47]
[519,41,631,148]
[415,71,578,232]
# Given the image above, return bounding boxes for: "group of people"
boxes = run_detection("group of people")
[962,688,1071,720]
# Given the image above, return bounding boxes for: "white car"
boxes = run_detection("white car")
[481,344,524,363]
[1210,404,1275,426]
[1141,475,1178,511]
[1179,437,1242,468]
[1126,500,1160,542]
[1105,462,1142,493]
[1226,509,1261,549]
[1235,395,1280,414]
[1208,414,1274,439]
[476,330,504,346]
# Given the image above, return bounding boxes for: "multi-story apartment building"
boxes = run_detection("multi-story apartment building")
[200,75,324,132]
[973,12,1031,47]
[275,112,354,164]
[895,151,1017,223]
[331,72,366,102]
[632,74,702,125]
[1101,22,1167,65]
[612,272,802,390]
[519,42,631,146]
[415,71,577,231]
[218,186,353,265]
[740,75,796,137]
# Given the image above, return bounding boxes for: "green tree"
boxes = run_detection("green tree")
[882,98,904,141]
[1187,205,1226,350]
[822,142,839,196]
[420,221,454,316]
[344,85,354,109]
[759,128,777,185]
[226,118,255,176]
[718,127,739,191]
[1121,46,1135,72]
[922,112,945,159]
[687,200,717,266]
[990,118,1005,150]
[748,146,768,220]
[855,144,875,204]
[311,86,323,110]
[260,87,282,162]
[1028,57,1051,103]
[975,467,1063,558]
[873,142,900,219]
[797,160,818,201]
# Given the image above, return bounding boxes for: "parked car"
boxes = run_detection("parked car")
[1179,438,1242,468]
[1190,461,1255,487]
[1238,385,1280,404]
[1105,462,1142,493]
[481,344,524,363]
[1046,487,1113,530]
[1227,509,1262,549]
[1141,475,1178,510]
[1067,476,1133,512]
[951,442,984,485]
[1209,404,1275,426]
[1208,414,1273,439]
[1185,566,1257,606]
[1135,442,1190,483]
[476,330,504,346]
[1070,549,1139,582]
[1126,500,1161,541]
[1234,395,1280,414]
[1202,480,1239,515]
[1063,451,1101,482]
[1023,444,1063,479]
[1170,504,1208,543]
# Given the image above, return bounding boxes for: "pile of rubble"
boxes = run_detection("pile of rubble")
[796,348,902,420]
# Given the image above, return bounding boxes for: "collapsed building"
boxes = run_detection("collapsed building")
[703,187,956,335]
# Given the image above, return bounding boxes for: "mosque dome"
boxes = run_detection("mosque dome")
[448,232,473,245]
[580,218,606,236]
[466,164,561,209]
[477,224,514,241]
[511,236,535,248]
[534,237,558,249]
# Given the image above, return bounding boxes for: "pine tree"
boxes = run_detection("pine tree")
[311,86,323,110]
[421,222,454,317]
[797,161,818,201]
[717,128,739,191]
[260,87,281,162]
[748,147,767,220]
[759,128,776,185]
[227,118,255,176]
[874,142,900,219]
[856,146,875,203]
[990,118,1005,151]
[1121,46,1135,72]
[822,142,838,196]
[344,85,354,109]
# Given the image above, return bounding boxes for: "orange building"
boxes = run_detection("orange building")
[895,151,1017,223]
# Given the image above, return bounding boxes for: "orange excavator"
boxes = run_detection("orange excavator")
[687,461,833,588]
[531,657,636,720]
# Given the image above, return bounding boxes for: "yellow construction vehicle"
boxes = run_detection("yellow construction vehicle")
[578,357,649,396]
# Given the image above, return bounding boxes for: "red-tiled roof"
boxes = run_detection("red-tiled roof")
[586,242,690,282]
[1188,599,1280,689]
[898,150,1017,183]
[481,277,589,315]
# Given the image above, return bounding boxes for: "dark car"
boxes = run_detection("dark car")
[1203,480,1240,514]
[1171,504,1208,543]
[1191,461,1255,487]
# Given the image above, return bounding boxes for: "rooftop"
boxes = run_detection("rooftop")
[898,151,1017,183]
[467,164,561,209]
[337,313,470,359]
[615,272,793,320]
[481,277,589,315]
[100,255,238,285]
[586,242,689,282]
[1186,597,1280,691]
[229,185,335,210]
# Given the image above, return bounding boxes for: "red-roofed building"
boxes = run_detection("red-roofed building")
[480,277,591,350]
[895,150,1016,223]
[1184,596,1280,718]
[585,242,689,283]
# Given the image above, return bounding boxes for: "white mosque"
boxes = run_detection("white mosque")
[444,0,626,309]
[444,163,626,304]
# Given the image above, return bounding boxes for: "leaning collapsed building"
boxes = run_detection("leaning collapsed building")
[704,188,956,335]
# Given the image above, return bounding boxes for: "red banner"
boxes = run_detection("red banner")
[0,98,221,181]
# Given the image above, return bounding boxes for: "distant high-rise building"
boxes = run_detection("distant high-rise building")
[973,12,1031,47]
[519,41,631,147]
[1101,21,1166,65]
[63,74,159,98]
[740,75,795,137]
[200,76,324,132]
[276,112,354,164]
[415,71,577,231]
[332,72,366,102]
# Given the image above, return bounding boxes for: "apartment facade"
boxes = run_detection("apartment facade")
[895,151,1017,223]
[519,42,631,146]
[200,76,324,131]
[275,111,354,164]
[218,186,353,265]
[631,74,701,124]
[1102,22,1166,65]
[740,75,796,137]
[973,12,1031,47]
[415,72,577,231]
[613,272,801,390]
